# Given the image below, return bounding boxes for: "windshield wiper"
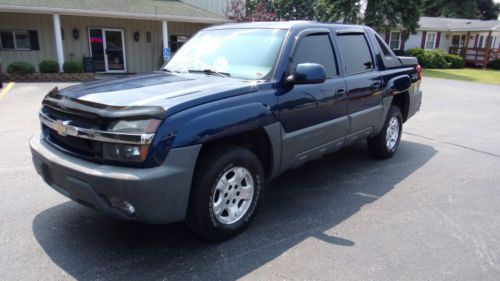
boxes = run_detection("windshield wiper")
[188,69,230,78]
[162,68,180,73]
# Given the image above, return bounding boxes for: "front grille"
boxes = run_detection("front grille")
[48,129,97,157]
[42,105,103,160]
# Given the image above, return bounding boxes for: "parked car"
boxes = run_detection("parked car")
[30,21,422,241]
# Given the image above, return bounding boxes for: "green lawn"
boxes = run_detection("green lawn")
[422,68,500,85]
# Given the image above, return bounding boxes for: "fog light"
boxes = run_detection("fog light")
[108,197,136,216]
[102,143,149,162]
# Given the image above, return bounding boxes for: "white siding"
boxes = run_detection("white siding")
[0,12,209,73]
[405,31,424,50]
[181,0,230,16]
[0,12,57,72]
[379,31,426,50]
[61,15,208,73]
[438,32,450,51]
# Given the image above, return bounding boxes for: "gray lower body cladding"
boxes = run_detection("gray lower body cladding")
[30,133,201,224]
[407,89,423,120]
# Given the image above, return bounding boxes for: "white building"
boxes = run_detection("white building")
[380,17,500,66]
[0,0,230,73]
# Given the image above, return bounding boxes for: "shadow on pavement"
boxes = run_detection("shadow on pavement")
[32,140,436,280]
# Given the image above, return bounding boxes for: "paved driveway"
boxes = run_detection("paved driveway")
[0,78,499,280]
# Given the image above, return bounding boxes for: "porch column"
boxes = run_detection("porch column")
[52,14,65,72]
[463,31,470,67]
[483,30,492,69]
[162,20,169,63]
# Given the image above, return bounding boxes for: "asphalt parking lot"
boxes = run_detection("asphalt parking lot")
[0,77,499,280]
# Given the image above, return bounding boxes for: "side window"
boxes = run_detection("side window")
[291,34,337,77]
[375,34,392,57]
[337,34,374,75]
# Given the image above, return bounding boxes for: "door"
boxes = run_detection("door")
[278,30,348,170]
[451,35,461,48]
[89,28,127,72]
[335,32,383,136]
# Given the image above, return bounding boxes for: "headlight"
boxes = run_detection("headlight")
[103,119,162,162]
[108,119,161,133]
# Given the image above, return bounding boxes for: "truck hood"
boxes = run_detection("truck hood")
[49,72,259,119]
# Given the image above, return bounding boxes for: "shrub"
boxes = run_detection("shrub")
[7,61,35,74]
[444,54,464,69]
[406,48,426,67]
[406,48,451,68]
[406,48,425,58]
[39,60,59,73]
[492,59,500,70]
[426,49,450,69]
[63,61,83,73]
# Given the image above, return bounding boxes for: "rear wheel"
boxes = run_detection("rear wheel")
[367,105,403,159]
[186,145,264,242]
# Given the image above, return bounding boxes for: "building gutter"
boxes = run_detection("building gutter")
[0,5,230,24]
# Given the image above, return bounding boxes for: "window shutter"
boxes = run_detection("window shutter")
[29,30,39,50]
[435,32,441,48]
[421,31,427,49]
[385,33,390,44]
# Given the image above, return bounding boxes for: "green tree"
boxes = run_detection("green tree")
[275,0,316,20]
[421,0,499,20]
[225,0,277,22]
[476,0,499,20]
[364,0,421,34]
[314,0,361,23]
[314,0,420,34]
[421,0,478,18]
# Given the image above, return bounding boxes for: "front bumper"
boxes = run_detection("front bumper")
[30,133,201,224]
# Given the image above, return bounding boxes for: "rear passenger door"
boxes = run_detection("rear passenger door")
[279,29,348,171]
[336,31,383,142]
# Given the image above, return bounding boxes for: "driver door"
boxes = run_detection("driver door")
[278,29,348,171]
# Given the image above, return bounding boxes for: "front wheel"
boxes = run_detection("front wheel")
[186,145,264,242]
[367,105,403,159]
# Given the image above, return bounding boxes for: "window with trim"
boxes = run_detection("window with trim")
[170,35,189,53]
[425,32,436,49]
[492,36,498,49]
[291,34,338,77]
[478,35,485,48]
[459,34,466,47]
[337,34,374,74]
[0,30,32,50]
[389,31,401,50]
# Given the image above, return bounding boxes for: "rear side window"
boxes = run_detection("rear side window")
[375,34,392,57]
[337,34,374,74]
[374,33,402,69]
[291,34,337,77]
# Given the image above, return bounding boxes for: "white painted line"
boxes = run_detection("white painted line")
[0,82,15,100]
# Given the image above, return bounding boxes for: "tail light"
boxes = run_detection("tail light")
[416,64,422,80]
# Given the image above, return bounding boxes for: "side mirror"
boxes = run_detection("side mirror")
[287,63,326,85]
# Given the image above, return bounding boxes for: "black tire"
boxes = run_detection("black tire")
[367,105,403,159]
[186,145,264,242]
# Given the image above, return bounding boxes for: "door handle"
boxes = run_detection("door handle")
[335,88,346,99]
[371,81,382,90]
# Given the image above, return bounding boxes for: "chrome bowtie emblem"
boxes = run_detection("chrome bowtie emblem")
[54,120,70,136]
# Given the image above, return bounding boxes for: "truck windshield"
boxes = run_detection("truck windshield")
[164,28,287,81]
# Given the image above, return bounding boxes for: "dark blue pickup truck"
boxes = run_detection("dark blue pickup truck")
[30,21,422,241]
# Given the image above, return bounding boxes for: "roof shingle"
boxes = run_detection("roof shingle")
[419,16,500,32]
[0,0,228,23]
